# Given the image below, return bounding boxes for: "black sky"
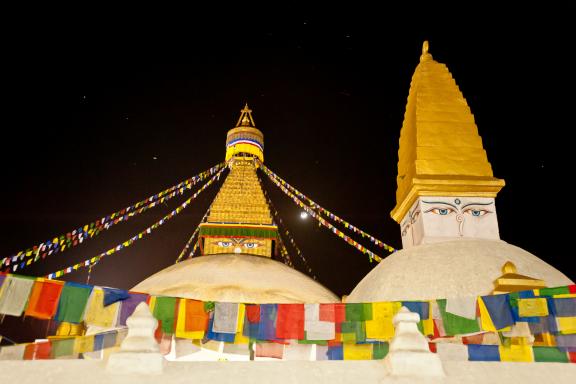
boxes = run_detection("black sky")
[1,10,573,307]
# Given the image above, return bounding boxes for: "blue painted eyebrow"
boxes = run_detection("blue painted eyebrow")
[421,200,458,209]
[462,202,494,209]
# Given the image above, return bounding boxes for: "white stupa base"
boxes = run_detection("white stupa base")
[106,352,164,374]
[384,351,445,377]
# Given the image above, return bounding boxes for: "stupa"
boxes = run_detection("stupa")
[348,42,573,302]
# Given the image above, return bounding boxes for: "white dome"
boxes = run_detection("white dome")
[348,239,573,302]
[132,253,339,303]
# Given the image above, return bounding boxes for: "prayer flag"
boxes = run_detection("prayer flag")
[24,279,64,319]
[153,296,177,334]
[74,335,95,354]
[255,342,283,359]
[319,303,345,323]
[0,275,34,316]
[365,302,400,340]
[103,287,130,306]
[283,343,312,360]
[557,317,576,335]
[479,295,514,331]
[84,288,120,327]
[327,344,343,360]
[119,292,148,326]
[0,344,26,360]
[499,344,533,362]
[533,346,569,362]
[56,282,93,323]
[518,298,549,317]
[445,296,477,319]
[552,298,576,317]
[257,304,278,341]
[468,344,500,361]
[345,303,372,321]
[437,299,480,335]
[372,342,389,360]
[343,343,372,360]
[51,338,75,358]
[276,304,305,340]
[556,334,576,352]
[213,302,239,334]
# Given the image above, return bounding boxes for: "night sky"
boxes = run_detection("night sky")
[1,11,573,329]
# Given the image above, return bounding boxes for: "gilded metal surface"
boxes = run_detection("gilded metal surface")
[392,41,504,223]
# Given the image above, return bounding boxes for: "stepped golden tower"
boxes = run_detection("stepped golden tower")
[198,104,278,257]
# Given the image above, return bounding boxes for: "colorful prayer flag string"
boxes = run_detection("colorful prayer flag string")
[44,165,228,279]
[174,201,215,264]
[258,161,396,254]
[1,163,226,273]
[260,176,315,278]
[260,165,384,263]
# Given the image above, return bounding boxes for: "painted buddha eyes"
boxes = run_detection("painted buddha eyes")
[463,208,490,217]
[216,240,259,248]
[426,207,455,216]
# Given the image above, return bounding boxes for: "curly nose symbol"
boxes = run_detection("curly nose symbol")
[456,214,464,236]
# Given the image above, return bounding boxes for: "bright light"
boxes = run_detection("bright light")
[300,212,308,219]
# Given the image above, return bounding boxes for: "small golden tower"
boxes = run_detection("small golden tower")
[492,261,546,294]
[391,41,505,223]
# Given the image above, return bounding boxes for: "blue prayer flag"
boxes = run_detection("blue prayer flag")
[468,344,500,361]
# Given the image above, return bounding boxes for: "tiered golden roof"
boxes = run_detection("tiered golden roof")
[207,158,273,225]
[391,41,505,222]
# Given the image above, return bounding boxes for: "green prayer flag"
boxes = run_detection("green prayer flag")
[539,286,570,297]
[341,321,366,342]
[533,346,569,362]
[204,301,215,312]
[372,342,389,360]
[437,299,480,335]
[153,297,177,334]
[56,283,93,323]
[51,338,75,358]
[345,303,372,321]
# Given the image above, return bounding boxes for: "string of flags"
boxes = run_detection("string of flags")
[258,161,396,254]
[259,175,314,277]
[44,165,228,279]
[262,167,383,263]
[174,202,215,264]
[1,163,225,273]
[0,273,574,361]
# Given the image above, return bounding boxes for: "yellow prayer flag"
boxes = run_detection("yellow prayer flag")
[84,288,120,327]
[234,304,249,344]
[499,344,533,362]
[343,343,372,360]
[175,299,204,340]
[74,335,95,354]
[365,302,401,340]
[478,297,497,332]
[557,317,576,334]
[518,298,549,317]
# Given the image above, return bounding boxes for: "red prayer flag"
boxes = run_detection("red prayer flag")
[276,304,304,340]
[246,304,261,323]
[569,352,576,363]
[569,285,576,294]
[25,280,64,320]
[319,303,345,323]
[255,342,284,359]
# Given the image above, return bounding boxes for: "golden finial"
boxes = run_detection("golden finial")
[235,102,256,127]
[492,261,546,294]
[420,40,432,62]
[502,261,517,274]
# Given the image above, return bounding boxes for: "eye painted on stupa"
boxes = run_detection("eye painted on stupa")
[463,207,492,217]
[425,207,455,216]
[243,242,259,249]
[216,241,234,247]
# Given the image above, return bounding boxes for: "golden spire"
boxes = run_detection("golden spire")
[391,41,505,222]
[226,103,264,162]
[235,103,256,128]
[492,262,546,294]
